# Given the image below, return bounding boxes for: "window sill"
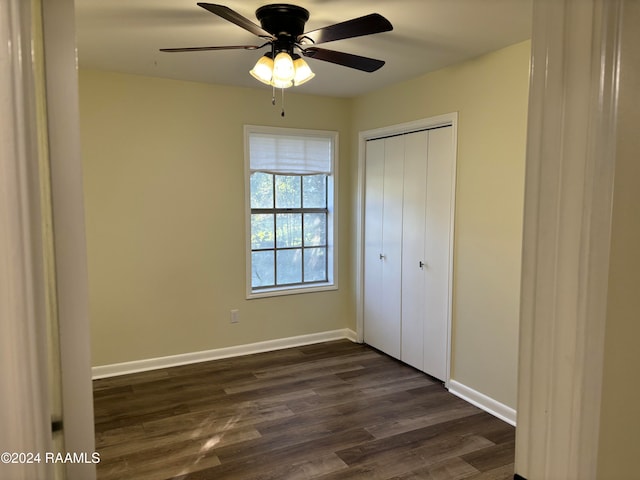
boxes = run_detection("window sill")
[247,282,337,299]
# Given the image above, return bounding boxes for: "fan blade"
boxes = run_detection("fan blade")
[197,3,275,39]
[302,47,385,72]
[299,13,392,45]
[160,45,260,52]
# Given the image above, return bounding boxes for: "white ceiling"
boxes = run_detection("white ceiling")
[75,0,532,98]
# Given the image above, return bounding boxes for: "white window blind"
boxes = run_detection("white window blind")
[249,132,333,175]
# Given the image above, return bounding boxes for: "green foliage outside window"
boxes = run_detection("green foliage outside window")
[250,172,328,289]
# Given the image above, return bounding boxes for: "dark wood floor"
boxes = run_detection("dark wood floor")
[93,340,515,480]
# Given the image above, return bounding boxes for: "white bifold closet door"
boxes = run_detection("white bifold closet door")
[364,126,454,381]
[363,135,404,359]
[400,131,429,371]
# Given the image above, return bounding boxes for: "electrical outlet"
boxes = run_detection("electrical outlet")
[230,309,240,324]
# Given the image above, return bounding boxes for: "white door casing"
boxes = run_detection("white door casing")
[0,0,53,478]
[515,0,622,478]
[0,1,96,479]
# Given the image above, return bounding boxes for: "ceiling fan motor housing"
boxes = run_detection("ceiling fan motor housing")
[256,3,309,51]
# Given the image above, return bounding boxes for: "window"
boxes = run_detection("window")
[245,126,337,298]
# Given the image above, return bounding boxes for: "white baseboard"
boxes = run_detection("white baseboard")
[92,328,358,379]
[448,379,517,426]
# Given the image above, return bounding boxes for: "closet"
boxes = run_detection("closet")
[363,125,455,381]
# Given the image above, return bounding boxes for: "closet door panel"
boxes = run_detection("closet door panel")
[363,139,387,354]
[378,135,404,359]
[401,131,428,370]
[423,126,454,380]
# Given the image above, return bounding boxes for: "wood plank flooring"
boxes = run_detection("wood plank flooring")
[93,340,515,480]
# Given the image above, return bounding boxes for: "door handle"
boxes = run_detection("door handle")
[379,253,386,260]
[419,261,425,269]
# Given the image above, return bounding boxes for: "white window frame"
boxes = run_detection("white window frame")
[244,125,338,299]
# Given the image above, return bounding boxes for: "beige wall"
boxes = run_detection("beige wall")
[352,40,530,408]
[80,40,530,412]
[79,70,353,366]
[597,1,640,476]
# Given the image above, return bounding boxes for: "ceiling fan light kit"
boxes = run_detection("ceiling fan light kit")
[161,3,393,113]
[250,52,315,88]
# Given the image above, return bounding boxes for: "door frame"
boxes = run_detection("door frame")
[355,112,458,386]
[514,0,622,478]
[41,2,97,478]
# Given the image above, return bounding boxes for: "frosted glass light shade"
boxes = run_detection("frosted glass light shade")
[293,57,315,86]
[249,55,274,85]
[272,52,295,88]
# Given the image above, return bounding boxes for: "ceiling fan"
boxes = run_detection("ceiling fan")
[160,3,393,89]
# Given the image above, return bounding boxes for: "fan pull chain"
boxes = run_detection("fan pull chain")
[269,87,285,117]
[281,88,285,117]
